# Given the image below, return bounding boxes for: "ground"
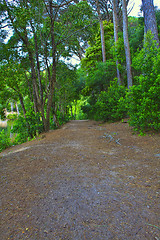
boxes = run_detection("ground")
[0,120,160,240]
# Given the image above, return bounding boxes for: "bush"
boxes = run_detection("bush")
[82,80,127,121]
[0,129,11,152]
[127,75,160,133]
[7,113,18,120]
[84,61,117,94]
[12,110,44,144]
[94,80,127,121]
[128,33,160,133]
[81,103,94,119]
[56,111,70,126]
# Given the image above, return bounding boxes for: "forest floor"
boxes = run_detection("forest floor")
[0,120,160,240]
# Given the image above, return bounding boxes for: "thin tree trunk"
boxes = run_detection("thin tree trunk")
[25,72,33,102]
[5,3,40,112]
[44,0,57,132]
[100,20,106,62]
[18,94,26,118]
[15,103,19,115]
[142,0,159,47]
[70,105,73,118]
[74,101,77,120]
[96,0,106,62]
[112,0,122,85]
[30,21,44,105]
[122,0,132,88]
[10,102,14,113]
[22,27,41,111]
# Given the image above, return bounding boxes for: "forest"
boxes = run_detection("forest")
[0,0,160,152]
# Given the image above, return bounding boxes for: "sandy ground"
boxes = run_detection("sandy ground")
[0,120,160,240]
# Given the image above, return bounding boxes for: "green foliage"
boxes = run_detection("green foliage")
[155,9,160,40]
[81,103,93,120]
[0,129,11,152]
[56,111,70,126]
[132,32,159,75]
[55,62,83,119]
[110,34,127,85]
[59,1,97,56]
[128,33,160,133]
[82,80,127,121]
[1,1,159,137]
[12,111,44,144]
[0,61,28,112]
[6,113,18,120]
[127,76,160,133]
[94,81,127,121]
[128,16,144,53]
[81,21,114,70]
[85,61,116,94]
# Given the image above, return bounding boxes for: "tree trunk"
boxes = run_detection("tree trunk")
[112,0,122,85]
[44,0,57,132]
[10,102,14,113]
[96,0,106,62]
[142,0,160,47]
[70,105,73,118]
[19,94,26,117]
[122,0,132,88]
[74,100,77,120]
[100,20,106,62]
[15,103,19,115]
[30,21,44,106]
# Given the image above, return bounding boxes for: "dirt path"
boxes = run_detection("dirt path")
[0,120,160,240]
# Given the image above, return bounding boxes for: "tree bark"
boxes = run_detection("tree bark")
[15,103,19,115]
[100,20,106,62]
[30,21,44,106]
[44,0,57,132]
[96,0,106,62]
[112,0,122,85]
[19,94,26,118]
[122,0,132,88]
[142,0,159,47]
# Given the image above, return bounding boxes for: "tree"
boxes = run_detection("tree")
[122,0,132,88]
[0,62,27,117]
[1,0,95,132]
[112,0,122,85]
[55,62,80,117]
[142,0,160,47]
[81,21,114,69]
[128,32,160,132]
[96,0,106,62]
[128,16,144,53]
[87,0,114,62]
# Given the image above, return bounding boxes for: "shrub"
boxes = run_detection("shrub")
[7,113,18,120]
[127,75,160,133]
[0,129,11,152]
[94,80,127,121]
[56,111,70,126]
[81,102,93,119]
[82,80,127,121]
[12,110,44,144]
[128,33,160,133]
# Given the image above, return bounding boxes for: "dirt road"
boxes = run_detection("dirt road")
[0,120,160,239]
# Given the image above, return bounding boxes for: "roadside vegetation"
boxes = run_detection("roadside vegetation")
[0,0,160,152]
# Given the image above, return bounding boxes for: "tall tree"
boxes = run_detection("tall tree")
[1,0,95,131]
[96,0,106,62]
[122,0,132,88]
[112,0,122,85]
[142,0,160,47]
[81,21,114,70]
[87,0,113,62]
